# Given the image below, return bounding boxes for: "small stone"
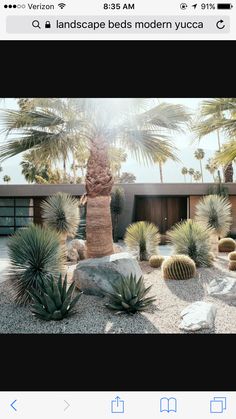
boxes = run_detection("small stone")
[67,248,79,263]
[207,277,236,302]
[179,301,217,331]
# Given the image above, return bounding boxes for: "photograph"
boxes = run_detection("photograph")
[0,97,236,334]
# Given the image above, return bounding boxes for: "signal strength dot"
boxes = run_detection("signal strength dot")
[58,2,66,8]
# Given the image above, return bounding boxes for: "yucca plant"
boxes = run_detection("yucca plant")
[29,274,83,321]
[41,192,80,240]
[167,219,213,267]
[7,224,66,305]
[195,194,232,237]
[104,274,156,314]
[124,221,160,261]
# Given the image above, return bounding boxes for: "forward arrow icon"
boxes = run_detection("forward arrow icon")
[64,400,70,411]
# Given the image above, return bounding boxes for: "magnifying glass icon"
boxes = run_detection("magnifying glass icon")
[32,20,41,29]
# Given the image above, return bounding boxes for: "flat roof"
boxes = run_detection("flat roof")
[0,183,236,196]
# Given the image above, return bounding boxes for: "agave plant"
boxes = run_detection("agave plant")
[104,274,156,314]
[124,221,160,261]
[7,224,66,305]
[195,194,232,237]
[41,192,80,239]
[29,274,83,321]
[167,219,213,267]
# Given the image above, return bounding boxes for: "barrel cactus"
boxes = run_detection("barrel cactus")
[229,261,236,271]
[228,251,236,261]
[162,255,196,280]
[149,255,165,268]
[218,238,236,252]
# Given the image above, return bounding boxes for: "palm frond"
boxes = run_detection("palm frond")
[0,109,64,134]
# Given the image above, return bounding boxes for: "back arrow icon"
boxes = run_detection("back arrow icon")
[10,400,17,411]
[64,400,70,411]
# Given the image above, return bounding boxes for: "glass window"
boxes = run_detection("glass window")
[15,198,32,206]
[0,207,14,216]
[15,217,33,227]
[15,207,31,216]
[0,227,14,235]
[0,198,14,207]
[0,217,14,226]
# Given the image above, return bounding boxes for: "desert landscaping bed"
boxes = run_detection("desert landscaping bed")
[1,254,236,334]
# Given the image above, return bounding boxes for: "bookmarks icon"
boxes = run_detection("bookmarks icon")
[160,398,177,413]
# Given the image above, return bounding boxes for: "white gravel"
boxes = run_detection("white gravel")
[1,253,236,333]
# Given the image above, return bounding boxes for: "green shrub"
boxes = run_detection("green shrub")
[228,251,236,261]
[124,221,160,261]
[162,255,196,280]
[7,224,66,305]
[149,255,165,268]
[218,238,236,252]
[41,192,80,238]
[195,194,232,237]
[167,219,212,267]
[104,274,156,314]
[229,261,236,271]
[29,274,83,321]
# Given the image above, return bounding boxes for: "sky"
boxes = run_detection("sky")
[0,98,230,184]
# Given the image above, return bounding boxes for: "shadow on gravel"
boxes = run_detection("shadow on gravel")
[164,274,205,303]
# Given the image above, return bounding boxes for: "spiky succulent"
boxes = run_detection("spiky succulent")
[41,192,80,237]
[124,221,160,261]
[195,194,232,237]
[104,274,156,314]
[7,224,66,305]
[167,219,213,267]
[29,274,83,321]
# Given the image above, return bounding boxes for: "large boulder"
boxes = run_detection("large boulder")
[73,252,143,296]
[207,277,236,304]
[179,301,217,332]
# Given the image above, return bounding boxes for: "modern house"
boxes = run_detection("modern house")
[1,183,236,237]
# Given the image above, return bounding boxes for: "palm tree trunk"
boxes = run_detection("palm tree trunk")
[200,160,203,182]
[217,129,221,151]
[159,162,163,183]
[224,162,233,183]
[72,158,77,184]
[184,175,186,182]
[85,136,114,258]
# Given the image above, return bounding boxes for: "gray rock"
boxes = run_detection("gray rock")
[73,252,143,296]
[179,301,217,331]
[207,277,236,303]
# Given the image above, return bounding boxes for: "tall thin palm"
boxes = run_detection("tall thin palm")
[194,148,205,182]
[188,168,194,182]
[153,151,177,183]
[0,98,190,258]
[181,167,188,182]
[205,157,218,182]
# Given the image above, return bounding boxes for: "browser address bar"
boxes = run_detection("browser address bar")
[6,15,230,33]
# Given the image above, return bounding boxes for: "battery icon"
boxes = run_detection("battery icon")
[217,3,233,8]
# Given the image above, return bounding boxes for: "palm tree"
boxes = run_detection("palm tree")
[153,147,178,183]
[194,148,205,182]
[193,170,202,182]
[3,175,11,184]
[193,98,236,183]
[0,98,190,258]
[181,167,188,182]
[188,168,194,182]
[205,157,218,181]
